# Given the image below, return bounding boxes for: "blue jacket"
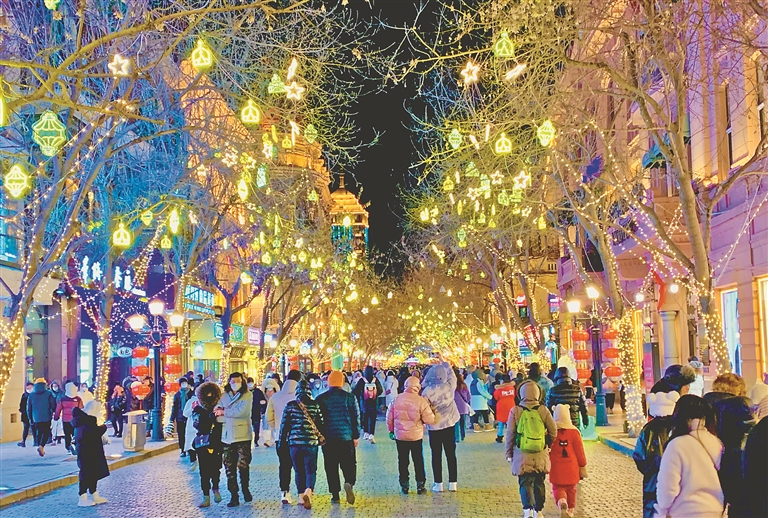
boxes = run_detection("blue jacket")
[469,374,492,411]
[27,382,56,423]
[317,387,360,442]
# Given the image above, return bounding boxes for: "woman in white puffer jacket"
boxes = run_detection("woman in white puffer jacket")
[421,362,460,493]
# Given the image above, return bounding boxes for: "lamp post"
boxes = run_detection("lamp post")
[127,299,184,441]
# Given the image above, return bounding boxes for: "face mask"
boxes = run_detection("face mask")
[26,388,32,393]
[247,383,254,389]
[180,383,188,389]
[230,382,241,392]
[51,386,58,392]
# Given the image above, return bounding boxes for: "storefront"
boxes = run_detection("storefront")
[189,320,222,381]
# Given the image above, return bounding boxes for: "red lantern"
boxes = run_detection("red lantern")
[604,365,623,377]
[134,384,151,399]
[492,348,501,355]
[165,343,182,356]
[132,346,149,359]
[132,365,149,377]
[603,347,621,359]
[164,363,182,375]
[492,357,501,364]
[573,349,591,360]
[572,329,590,342]
[576,368,591,380]
[165,381,180,393]
[603,328,619,340]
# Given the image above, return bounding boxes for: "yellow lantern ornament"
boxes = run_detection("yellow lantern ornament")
[493,32,515,58]
[237,178,249,201]
[448,128,463,150]
[160,235,173,249]
[112,222,131,248]
[32,110,67,156]
[240,100,261,125]
[4,164,31,198]
[168,208,180,234]
[537,120,556,147]
[494,132,512,154]
[304,124,318,144]
[268,74,287,95]
[191,40,213,71]
[140,210,153,226]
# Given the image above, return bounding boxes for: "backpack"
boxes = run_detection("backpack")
[364,382,377,400]
[516,407,546,453]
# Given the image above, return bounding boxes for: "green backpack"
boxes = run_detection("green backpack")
[516,406,546,453]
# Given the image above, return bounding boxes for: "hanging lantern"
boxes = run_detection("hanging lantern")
[492,348,501,355]
[164,363,182,375]
[140,210,154,226]
[168,208,180,234]
[492,357,501,364]
[160,235,173,250]
[572,329,590,342]
[132,346,150,359]
[191,40,214,71]
[240,100,261,125]
[164,381,180,393]
[603,328,619,340]
[537,120,556,147]
[493,32,515,58]
[573,349,591,360]
[576,368,591,381]
[604,365,623,378]
[132,365,150,377]
[3,164,31,199]
[32,110,67,156]
[304,124,318,144]
[603,347,621,359]
[112,222,131,248]
[133,384,151,399]
[267,74,287,95]
[165,343,182,356]
[447,128,463,150]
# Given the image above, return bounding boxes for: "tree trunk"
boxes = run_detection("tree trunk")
[700,298,732,374]
[218,299,233,385]
[617,314,644,437]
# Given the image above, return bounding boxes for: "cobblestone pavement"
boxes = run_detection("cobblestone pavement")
[3,426,642,518]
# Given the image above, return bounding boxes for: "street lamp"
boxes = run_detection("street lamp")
[570,289,608,427]
[566,299,582,314]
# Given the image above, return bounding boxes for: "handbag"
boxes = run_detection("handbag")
[297,401,326,446]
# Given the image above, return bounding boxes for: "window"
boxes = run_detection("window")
[757,62,766,141]
[0,191,19,264]
[79,339,93,385]
[720,289,741,375]
[759,278,768,374]
[724,83,734,166]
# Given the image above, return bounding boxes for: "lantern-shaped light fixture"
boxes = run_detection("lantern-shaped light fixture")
[32,110,67,156]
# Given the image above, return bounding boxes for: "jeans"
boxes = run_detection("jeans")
[428,427,457,484]
[277,441,293,492]
[21,419,31,444]
[63,421,75,451]
[110,413,123,436]
[252,416,261,445]
[362,406,377,435]
[497,422,506,437]
[322,440,356,496]
[198,448,222,495]
[552,483,577,509]
[78,477,97,496]
[454,415,468,442]
[470,410,490,426]
[396,439,425,486]
[519,473,546,511]
[290,444,319,494]
[32,422,51,448]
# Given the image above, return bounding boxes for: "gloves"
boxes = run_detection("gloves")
[389,432,396,441]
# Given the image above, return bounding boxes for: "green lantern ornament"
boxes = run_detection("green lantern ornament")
[32,110,67,156]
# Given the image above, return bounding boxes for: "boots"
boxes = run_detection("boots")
[240,468,252,502]
[484,423,494,432]
[77,494,94,507]
[416,481,427,495]
[198,495,211,508]
[213,489,222,503]
[473,423,482,432]
[227,476,240,507]
[91,491,107,504]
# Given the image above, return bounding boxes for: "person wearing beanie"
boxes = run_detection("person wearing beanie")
[317,370,360,504]
[632,390,680,518]
[27,378,57,457]
[549,405,587,517]
[650,364,696,394]
[687,357,705,397]
[72,400,109,507]
[171,377,195,459]
[546,367,589,429]
[279,380,325,510]
[386,376,436,495]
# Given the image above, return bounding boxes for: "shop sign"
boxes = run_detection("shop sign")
[116,346,133,358]
[193,343,205,359]
[247,327,261,345]
[214,322,224,340]
[231,324,244,343]
[299,343,311,355]
[184,286,215,316]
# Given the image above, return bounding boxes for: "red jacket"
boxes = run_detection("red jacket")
[548,428,587,486]
[493,382,516,424]
[55,395,83,422]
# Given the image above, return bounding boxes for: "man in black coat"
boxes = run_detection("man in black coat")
[545,367,588,428]
[18,382,33,447]
[248,377,267,447]
[317,370,360,505]
[171,377,194,458]
[27,378,57,457]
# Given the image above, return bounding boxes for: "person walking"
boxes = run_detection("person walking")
[353,366,383,443]
[386,376,436,495]
[182,391,200,472]
[248,377,267,447]
[493,374,516,443]
[192,381,224,508]
[171,377,194,458]
[743,414,768,517]
[279,380,325,510]
[215,372,253,507]
[72,400,109,507]
[454,369,471,442]
[654,395,724,518]
[27,378,57,457]
[384,370,399,410]
[546,367,589,429]
[687,358,705,397]
[504,380,557,518]
[468,369,493,431]
[267,369,301,504]
[549,405,587,517]
[107,385,126,438]
[50,380,63,445]
[421,361,460,493]
[18,382,33,447]
[632,390,680,518]
[317,370,360,505]
[54,381,84,455]
[527,363,554,405]
[261,377,280,447]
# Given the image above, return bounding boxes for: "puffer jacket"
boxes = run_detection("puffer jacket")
[352,366,383,410]
[27,382,57,423]
[469,371,492,411]
[386,377,435,441]
[217,388,252,445]
[267,379,298,431]
[505,380,557,476]
[54,395,83,422]
[546,379,588,428]
[192,405,223,453]
[421,363,460,431]
[279,389,324,447]
[317,387,360,442]
[454,386,471,415]
[71,407,109,483]
[632,415,675,518]
[493,382,516,425]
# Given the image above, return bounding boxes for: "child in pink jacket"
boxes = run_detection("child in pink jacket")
[386,376,435,495]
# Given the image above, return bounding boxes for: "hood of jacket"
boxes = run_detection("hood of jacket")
[518,380,541,408]
[422,364,447,388]
[281,379,298,394]
[471,369,484,381]
[295,380,313,401]
[32,381,48,394]
[364,366,375,382]
[404,376,421,394]
[70,406,97,429]
[196,381,222,409]
[262,378,280,393]
[65,381,78,398]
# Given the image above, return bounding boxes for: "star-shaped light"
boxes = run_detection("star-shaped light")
[108,54,131,76]
[285,81,305,101]
[467,187,480,201]
[460,61,480,86]
[513,170,531,190]
[490,170,505,185]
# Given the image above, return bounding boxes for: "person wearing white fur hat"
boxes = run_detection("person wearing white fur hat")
[632,390,680,518]
[71,400,110,507]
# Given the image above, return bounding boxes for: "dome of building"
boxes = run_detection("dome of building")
[329,175,369,227]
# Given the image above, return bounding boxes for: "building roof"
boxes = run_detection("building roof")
[329,175,368,218]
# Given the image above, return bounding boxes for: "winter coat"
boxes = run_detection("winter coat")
[54,395,83,422]
[689,374,705,397]
[549,428,587,486]
[267,379,298,432]
[654,429,724,518]
[182,396,198,452]
[384,376,399,407]
[217,389,252,445]
[19,391,29,422]
[352,368,383,410]
[108,395,127,417]
[251,388,267,425]
[703,392,754,517]
[504,380,557,477]
[493,382,516,425]
[633,415,676,518]
[469,371,492,411]
[454,386,471,415]
[317,387,360,442]
[171,387,194,422]
[386,380,435,441]
[531,375,554,404]
[27,382,57,423]
[71,407,110,483]
[279,397,324,447]
[421,363,460,431]
[743,416,768,518]
[546,380,589,428]
[192,405,223,454]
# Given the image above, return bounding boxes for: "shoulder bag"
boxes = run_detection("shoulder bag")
[298,401,326,446]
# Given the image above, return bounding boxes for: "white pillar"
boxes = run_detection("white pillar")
[661,310,680,369]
